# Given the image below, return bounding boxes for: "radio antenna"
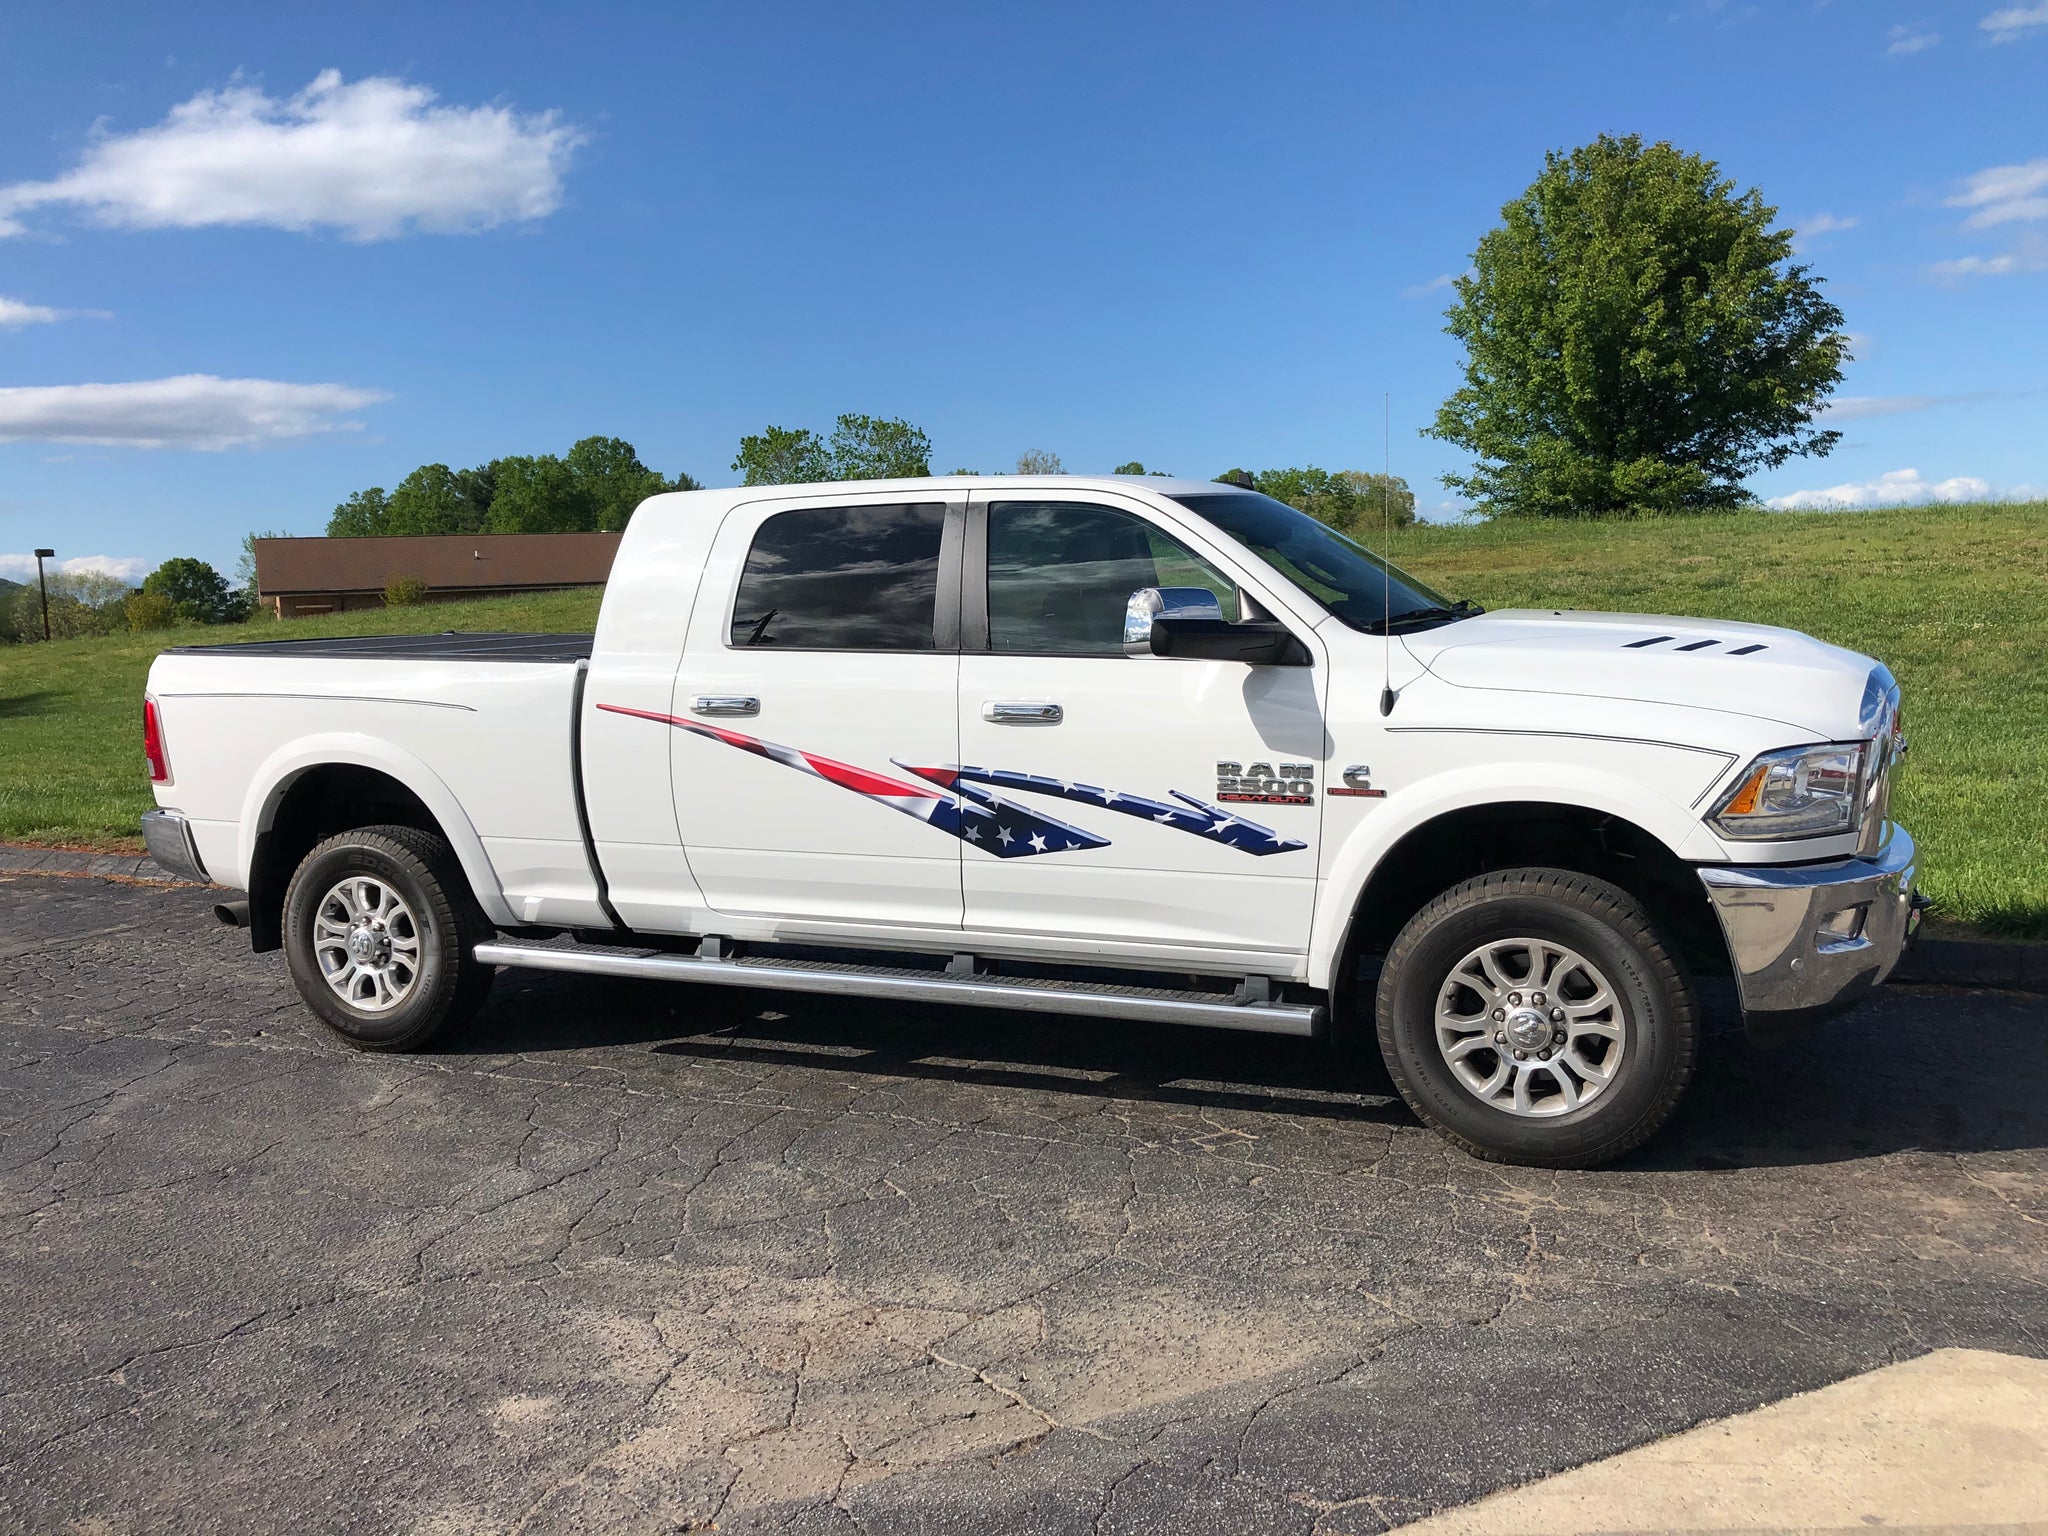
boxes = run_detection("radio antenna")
[1378,392,1396,717]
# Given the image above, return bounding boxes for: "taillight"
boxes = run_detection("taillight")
[144,697,170,784]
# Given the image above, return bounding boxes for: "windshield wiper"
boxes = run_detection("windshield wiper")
[1361,598,1484,635]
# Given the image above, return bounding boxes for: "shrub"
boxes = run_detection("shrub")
[125,592,178,631]
[384,575,430,607]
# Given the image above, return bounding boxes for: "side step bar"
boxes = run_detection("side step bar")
[473,939,1323,1037]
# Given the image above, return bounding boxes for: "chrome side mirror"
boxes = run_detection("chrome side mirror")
[1123,587,1223,656]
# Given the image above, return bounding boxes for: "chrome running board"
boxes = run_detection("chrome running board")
[473,938,1322,1037]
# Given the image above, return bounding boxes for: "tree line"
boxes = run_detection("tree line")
[327,436,700,537]
[0,558,248,644]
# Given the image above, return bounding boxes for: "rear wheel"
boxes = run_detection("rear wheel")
[1375,868,1698,1168]
[282,825,495,1052]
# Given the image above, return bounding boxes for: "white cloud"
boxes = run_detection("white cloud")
[0,552,152,583]
[1948,158,2048,229]
[1927,237,2048,280]
[0,70,584,242]
[1766,467,1996,509]
[1886,24,1940,52]
[1821,389,2031,419]
[1821,395,1937,420]
[0,296,62,326]
[0,294,110,327]
[1792,211,1857,253]
[1402,272,1460,299]
[0,374,388,449]
[1981,3,2048,42]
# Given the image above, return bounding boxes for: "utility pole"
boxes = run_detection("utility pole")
[33,548,54,642]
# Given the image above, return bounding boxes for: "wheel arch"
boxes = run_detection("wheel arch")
[1311,779,1731,1021]
[239,736,512,952]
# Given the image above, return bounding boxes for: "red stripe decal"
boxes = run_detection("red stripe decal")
[800,752,943,800]
[597,702,939,799]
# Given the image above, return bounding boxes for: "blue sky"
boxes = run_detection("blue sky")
[1,1,2044,583]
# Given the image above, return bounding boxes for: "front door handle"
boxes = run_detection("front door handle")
[692,696,760,717]
[983,701,1062,725]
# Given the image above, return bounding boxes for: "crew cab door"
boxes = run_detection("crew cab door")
[951,493,1325,963]
[661,489,966,930]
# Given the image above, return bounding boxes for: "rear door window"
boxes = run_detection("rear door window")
[731,503,946,649]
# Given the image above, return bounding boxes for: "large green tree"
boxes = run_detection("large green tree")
[830,414,931,480]
[1219,466,1416,537]
[1426,134,1848,517]
[143,557,245,624]
[385,463,485,537]
[485,456,595,533]
[733,425,831,486]
[567,435,683,529]
[733,414,931,485]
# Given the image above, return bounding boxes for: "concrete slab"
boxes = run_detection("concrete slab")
[1395,1348,2048,1535]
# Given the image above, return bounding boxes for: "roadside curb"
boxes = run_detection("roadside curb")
[0,842,208,887]
[1894,936,2048,992]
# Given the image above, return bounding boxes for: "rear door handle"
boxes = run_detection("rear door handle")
[692,696,760,717]
[983,701,1062,725]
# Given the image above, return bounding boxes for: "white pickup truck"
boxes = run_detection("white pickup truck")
[143,476,1918,1167]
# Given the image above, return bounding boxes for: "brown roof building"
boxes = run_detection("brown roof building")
[253,533,623,619]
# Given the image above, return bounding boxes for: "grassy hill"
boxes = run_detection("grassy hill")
[3,500,2042,935]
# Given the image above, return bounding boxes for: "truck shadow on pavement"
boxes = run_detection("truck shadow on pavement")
[449,969,2046,1169]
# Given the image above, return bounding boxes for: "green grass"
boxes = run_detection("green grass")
[3,500,2044,935]
[0,588,602,851]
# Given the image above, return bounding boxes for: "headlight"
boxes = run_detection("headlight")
[1709,743,1866,841]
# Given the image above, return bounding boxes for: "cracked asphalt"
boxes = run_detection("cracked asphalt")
[2,874,2044,1535]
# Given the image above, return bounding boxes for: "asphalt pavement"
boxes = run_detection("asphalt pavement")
[2,874,2043,1534]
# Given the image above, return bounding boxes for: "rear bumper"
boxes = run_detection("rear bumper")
[1697,825,1919,1044]
[140,809,211,884]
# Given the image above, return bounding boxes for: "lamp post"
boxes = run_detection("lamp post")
[33,548,54,642]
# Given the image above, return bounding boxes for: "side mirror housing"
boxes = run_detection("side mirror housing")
[1122,587,1310,666]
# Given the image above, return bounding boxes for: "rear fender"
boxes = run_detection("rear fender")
[238,733,516,928]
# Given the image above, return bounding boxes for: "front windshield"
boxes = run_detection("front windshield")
[1170,490,1464,633]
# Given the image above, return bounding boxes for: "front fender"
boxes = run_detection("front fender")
[237,733,516,928]
[1306,760,1720,990]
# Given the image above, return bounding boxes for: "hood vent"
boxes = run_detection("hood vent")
[1621,634,1770,656]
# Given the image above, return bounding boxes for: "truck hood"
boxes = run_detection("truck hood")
[1400,609,1886,740]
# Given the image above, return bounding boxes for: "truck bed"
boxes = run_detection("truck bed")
[164,631,595,663]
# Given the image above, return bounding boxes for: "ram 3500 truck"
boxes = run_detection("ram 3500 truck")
[143,477,1917,1166]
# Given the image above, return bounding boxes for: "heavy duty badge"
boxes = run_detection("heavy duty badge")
[1215,761,1315,805]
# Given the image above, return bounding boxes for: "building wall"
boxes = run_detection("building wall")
[268,582,603,620]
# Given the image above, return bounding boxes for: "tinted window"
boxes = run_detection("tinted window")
[1170,490,1455,633]
[731,503,945,649]
[987,501,1239,655]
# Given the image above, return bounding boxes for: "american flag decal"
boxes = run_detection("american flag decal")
[595,705,1108,859]
[900,764,1308,856]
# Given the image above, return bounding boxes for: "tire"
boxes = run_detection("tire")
[282,825,496,1052]
[1374,868,1698,1168]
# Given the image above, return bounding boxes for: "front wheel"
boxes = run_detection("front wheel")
[1375,868,1698,1168]
[282,825,495,1052]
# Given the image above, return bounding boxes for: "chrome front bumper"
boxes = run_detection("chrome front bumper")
[140,809,211,884]
[1698,825,1919,1043]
